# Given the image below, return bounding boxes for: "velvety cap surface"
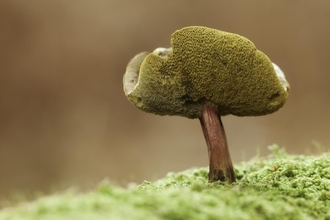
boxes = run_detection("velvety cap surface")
[124,26,289,118]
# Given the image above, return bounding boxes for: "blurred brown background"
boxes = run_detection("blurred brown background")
[1,0,329,199]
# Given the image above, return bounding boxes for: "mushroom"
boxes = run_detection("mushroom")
[123,26,289,183]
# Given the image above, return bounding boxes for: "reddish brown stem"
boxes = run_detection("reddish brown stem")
[199,104,236,183]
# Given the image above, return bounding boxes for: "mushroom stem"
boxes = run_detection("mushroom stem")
[199,104,236,183]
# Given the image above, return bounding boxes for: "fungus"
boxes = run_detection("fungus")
[123,26,289,183]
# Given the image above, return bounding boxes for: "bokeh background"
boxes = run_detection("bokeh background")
[1,0,330,199]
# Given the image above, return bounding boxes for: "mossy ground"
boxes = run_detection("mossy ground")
[0,145,329,220]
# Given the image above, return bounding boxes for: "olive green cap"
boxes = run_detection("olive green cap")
[123,26,289,119]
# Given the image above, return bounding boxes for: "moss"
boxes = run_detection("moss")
[0,145,329,220]
[125,26,289,118]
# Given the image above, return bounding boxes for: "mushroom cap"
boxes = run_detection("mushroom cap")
[123,26,289,119]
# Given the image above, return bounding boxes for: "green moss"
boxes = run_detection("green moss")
[126,26,289,118]
[1,145,329,220]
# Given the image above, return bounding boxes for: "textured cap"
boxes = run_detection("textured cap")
[123,26,289,119]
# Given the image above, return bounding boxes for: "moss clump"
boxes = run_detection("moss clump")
[1,145,329,220]
[125,26,289,118]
